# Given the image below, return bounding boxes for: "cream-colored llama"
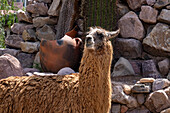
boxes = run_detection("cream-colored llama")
[0,27,120,113]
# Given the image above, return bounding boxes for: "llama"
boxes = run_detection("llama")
[0,27,120,113]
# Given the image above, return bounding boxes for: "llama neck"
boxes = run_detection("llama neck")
[79,42,113,113]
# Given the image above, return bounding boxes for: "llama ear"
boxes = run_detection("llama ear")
[106,29,120,40]
[90,27,94,31]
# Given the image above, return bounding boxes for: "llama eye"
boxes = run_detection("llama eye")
[97,33,104,39]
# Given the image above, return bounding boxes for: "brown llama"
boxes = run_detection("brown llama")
[0,27,120,113]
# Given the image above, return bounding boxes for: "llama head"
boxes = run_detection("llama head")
[85,27,120,52]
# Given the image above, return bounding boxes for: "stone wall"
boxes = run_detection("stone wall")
[110,0,170,112]
[0,0,83,70]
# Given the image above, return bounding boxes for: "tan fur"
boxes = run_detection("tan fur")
[0,28,113,113]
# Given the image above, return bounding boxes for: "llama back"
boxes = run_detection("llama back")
[0,74,80,113]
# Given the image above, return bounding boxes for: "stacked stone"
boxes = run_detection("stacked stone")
[111,78,170,113]
[111,0,170,112]
[112,0,170,80]
[0,0,82,71]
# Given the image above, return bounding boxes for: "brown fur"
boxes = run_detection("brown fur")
[0,27,115,113]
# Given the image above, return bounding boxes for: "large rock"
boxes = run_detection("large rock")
[114,38,142,59]
[120,105,128,113]
[36,24,56,40]
[116,2,130,18]
[139,78,155,83]
[152,79,170,91]
[161,108,170,113]
[33,17,58,28]
[0,48,20,57]
[136,94,145,105]
[48,0,61,16]
[126,0,146,11]
[11,23,34,35]
[126,106,150,113]
[143,23,170,57]
[146,0,156,6]
[17,10,32,23]
[129,60,142,76]
[145,90,170,112]
[131,84,150,93]
[0,54,23,79]
[158,9,170,24]
[16,52,35,68]
[111,104,121,113]
[112,82,139,108]
[34,0,52,3]
[22,29,37,41]
[142,60,161,78]
[139,6,158,24]
[158,58,170,76]
[21,42,39,53]
[118,11,145,40]
[5,35,24,49]
[56,0,79,39]
[26,3,48,16]
[154,0,170,9]
[112,57,135,77]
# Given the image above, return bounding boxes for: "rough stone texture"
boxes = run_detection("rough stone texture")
[114,38,142,59]
[5,35,24,49]
[112,82,139,108]
[17,10,32,23]
[146,0,156,6]
[11,23,34,35]
[146,25,155,36]
[33,17,58,28]
[145,90,170,113]
[143,23,170,57]
[139,6,158,24]
[0,54,23,79]
[120,105,128,113]
[139,78,155,83]
[35,0,52,3]
[0,48,20,57]
[154,0,170,9]
[158,58,170,76]
[26,3,48,16]
[22,29,37,41]
[166,5,170,9]
[21,42,39,53]
[116,2,130,18]
[158,9,170,24]
[126,0,146,11]
[112,57,135,77]
[136,94,145,105]
[56,0,79,39]
[123,84,131,95]
[142,60,161,78]
[36,24,56,40]
[161,108,170,113]
[48,0,61,16]
[16,52,35,68]
[111,104,121,113]
[57,67,76,76]
[118,11,145,40]
[131,84,150,93]
[33,52,41,70]
[129,60,142,76]
[152,79,170,91]
[126,106,150,113]
[167,71,170,80]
